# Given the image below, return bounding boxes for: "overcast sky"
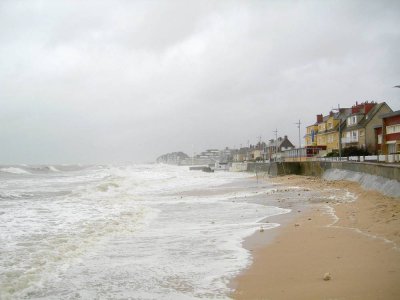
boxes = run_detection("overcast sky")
[1,0,399,164]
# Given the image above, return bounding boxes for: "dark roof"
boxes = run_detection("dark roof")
[344,102,391,131]
[380,110,400,119]
[358,102,389,127]
[344,102,390,131]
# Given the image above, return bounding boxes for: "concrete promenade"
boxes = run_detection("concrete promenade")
[233,161,400,181]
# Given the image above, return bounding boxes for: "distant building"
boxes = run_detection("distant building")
[233,147,250,162]
[249,142,265,161]
[179,147,238,165]
[156,152,189,164]
[265,135,295,161]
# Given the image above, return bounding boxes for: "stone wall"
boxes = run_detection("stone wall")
[276,161,400,181]
[240,161,399,181]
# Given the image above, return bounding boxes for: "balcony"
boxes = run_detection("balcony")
[341,136,359,144]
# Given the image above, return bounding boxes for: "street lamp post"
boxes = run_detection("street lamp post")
[273,129,278,162]
[295,120,301,161]
[332,104,342,160]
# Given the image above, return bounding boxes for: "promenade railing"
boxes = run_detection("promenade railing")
[281,154,400,164]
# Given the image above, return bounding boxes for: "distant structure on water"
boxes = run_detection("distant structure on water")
[156,152,189,165]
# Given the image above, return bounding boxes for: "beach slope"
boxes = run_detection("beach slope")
[233,176,400,300]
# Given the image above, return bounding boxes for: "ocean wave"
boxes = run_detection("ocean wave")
[29,165,60,172]
[0,191,35,200]
[47,165,60,172]
[0,167,31,175]
[96,181,120,192]
[0,205,157,299]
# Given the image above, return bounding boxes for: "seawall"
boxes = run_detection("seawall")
[234,161,400,182]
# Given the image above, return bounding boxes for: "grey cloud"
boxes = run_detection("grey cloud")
[0,0,399,163]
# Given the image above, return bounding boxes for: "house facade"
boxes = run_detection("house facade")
[342,101,392,154]
[305,123,318,147]
[305,108,351,154]
[233,147,249,162]
[265,135,295,161]
[380,110,400,154]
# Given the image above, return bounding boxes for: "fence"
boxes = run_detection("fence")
[281,154,400,164]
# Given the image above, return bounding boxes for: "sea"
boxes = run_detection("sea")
[0,164,293,299]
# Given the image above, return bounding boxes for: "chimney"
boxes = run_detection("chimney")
[352,102,360,114]
[363,102,376,114]
[284,135,288,139]
[317,114,323,123]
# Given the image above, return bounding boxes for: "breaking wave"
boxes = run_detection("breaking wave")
[323,168,400,197]
[0,167,31,175]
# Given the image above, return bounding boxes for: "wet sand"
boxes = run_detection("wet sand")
[232,175,400,300]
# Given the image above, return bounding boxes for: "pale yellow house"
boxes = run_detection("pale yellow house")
[248,149,261,160]
[305,124,318,146]
[305,109,352,154]
[316,115,328,147]
[317,114,341,152]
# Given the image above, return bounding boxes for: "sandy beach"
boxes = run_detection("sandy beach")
[232,175,400,300]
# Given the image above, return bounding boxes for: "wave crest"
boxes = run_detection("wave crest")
[0,167,31,175]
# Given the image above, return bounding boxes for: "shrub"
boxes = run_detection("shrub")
[342,146,370,157]
[326,150,339,157]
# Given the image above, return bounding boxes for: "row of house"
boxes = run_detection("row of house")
[232,136,296,162]
[305,101,399,155]
[158,100,398,167]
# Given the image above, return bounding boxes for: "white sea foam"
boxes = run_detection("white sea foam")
[0,167,31,174]
[47,165,60,172]
[0,164,289,299]
[323,188,358,203]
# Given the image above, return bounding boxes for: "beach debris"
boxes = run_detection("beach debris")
[308,218,312,221]
[323,272,332,281]
[259,226,264,232]
[297,210,301,213]
[211,221,215,224]
[294,223,300,227]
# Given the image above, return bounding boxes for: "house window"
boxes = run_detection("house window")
[347,116,358,126]
[378,134,382,144]
[388,143,396,154]
[386,124,400,134]
[345,130,358,142]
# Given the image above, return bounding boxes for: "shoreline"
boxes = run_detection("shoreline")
[231,175,400,299]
